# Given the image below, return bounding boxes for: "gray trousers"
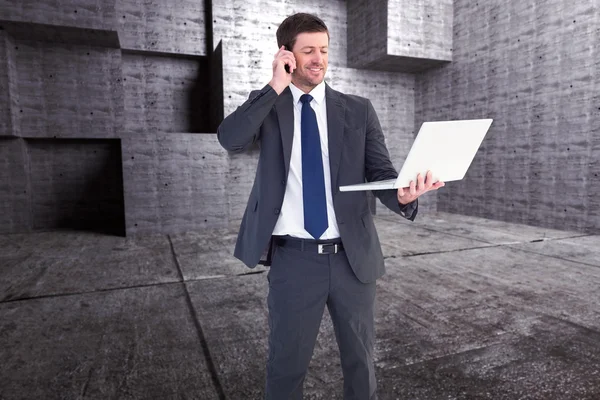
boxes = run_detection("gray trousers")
[265,240,377,400]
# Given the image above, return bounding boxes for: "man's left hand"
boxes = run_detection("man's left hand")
[398,170,445,205]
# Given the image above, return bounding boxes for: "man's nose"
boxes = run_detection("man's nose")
[312,52,323,65]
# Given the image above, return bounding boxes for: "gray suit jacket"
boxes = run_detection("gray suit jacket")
[217,84,417,283]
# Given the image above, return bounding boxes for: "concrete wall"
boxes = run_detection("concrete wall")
[2,0,596,235]
[0,0,213,235]
[416,0,600,233]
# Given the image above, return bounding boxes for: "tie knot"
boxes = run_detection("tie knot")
[300,94,313,104]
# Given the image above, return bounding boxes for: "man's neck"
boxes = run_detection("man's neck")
[291,80,318,94]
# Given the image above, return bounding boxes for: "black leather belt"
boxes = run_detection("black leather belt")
[273,236,344,254]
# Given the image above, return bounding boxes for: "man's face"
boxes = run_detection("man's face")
[291,31,329,92]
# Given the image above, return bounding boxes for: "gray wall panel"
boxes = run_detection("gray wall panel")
[122,133,229,234]
[0,138,31,233]
[0,31,19,138]
[116,0,207,56]
[347,0,388,68]
[417,0,600,233]
[0,0,116,31]
[6,32,19,137]
[387,0,453,61]
[0,31,12,137]
[14,40,123,138]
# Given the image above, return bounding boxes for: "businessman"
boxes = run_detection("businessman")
[218,13,444,400]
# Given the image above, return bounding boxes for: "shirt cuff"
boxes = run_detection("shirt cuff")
[398,200,416,218]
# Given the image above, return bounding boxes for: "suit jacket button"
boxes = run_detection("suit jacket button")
[274,208,280,214]
[281,180,286,185]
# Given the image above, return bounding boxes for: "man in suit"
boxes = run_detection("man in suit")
[218,13,444,400]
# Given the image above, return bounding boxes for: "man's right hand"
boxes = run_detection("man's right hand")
[269,46,296,95]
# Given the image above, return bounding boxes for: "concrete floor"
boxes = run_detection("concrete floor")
[1,212,600,399]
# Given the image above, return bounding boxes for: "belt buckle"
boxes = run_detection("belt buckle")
[318,243,338,254]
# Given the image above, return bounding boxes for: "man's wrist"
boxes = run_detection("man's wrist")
[268,80,287,95]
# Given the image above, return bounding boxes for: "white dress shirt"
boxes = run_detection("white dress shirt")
[272,81,341,239]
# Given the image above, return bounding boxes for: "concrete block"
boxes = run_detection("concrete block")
[116,0,206,56]
[347,0,452,73]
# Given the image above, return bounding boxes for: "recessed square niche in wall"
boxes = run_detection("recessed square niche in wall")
[122,52,211,133]
[26,138,126,236]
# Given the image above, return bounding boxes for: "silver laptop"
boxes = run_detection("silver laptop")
[339,119,493,192]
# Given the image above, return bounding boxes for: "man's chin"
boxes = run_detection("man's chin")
[293,75,325,90]
[308,76,325,86]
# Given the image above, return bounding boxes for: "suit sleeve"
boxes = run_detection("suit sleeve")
[217,84,279,153]
[364,99,418,221]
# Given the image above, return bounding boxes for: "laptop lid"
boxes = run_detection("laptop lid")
[394,119,493,188]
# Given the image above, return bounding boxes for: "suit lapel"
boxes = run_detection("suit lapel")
[325,84,346,195]
[275,87,294,178]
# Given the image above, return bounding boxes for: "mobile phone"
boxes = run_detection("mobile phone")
[284,45,291,74]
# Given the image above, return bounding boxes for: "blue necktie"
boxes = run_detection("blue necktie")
[300,94,328,239]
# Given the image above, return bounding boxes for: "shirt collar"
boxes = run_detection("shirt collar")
[289,81,326,106]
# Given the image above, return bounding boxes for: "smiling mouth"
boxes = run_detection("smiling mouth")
[308,67,322,72]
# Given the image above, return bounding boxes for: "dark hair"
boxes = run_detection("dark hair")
[276,13,329,51]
